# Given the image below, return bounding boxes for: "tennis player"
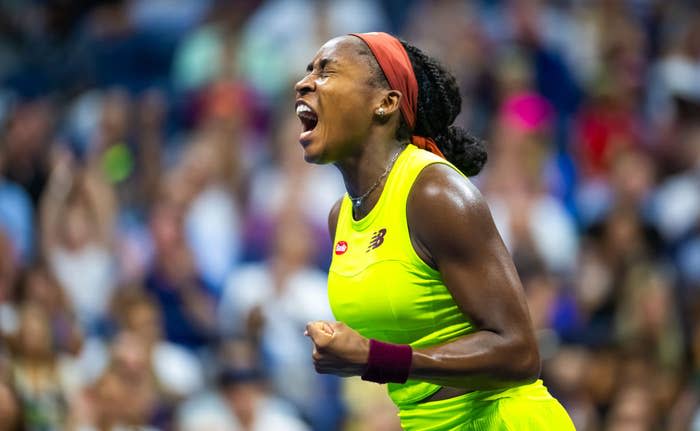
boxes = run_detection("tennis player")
[298,32,575,430]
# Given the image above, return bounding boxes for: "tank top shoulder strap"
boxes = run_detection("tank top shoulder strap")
[335,193,352,241]
[387,144,461,210]
[334,144,459,236]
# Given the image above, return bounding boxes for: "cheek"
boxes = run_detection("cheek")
[323,95,372,140]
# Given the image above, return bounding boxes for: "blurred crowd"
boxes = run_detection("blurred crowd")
[0,0,700,430]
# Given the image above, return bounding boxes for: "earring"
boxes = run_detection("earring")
[377,108,385,117]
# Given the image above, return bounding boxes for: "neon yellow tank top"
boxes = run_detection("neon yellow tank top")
[328,144,476,406]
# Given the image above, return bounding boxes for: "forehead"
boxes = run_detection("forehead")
[308,36,368,69]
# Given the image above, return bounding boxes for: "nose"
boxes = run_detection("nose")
[295,74,315,96]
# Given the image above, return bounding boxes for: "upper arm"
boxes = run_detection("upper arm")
[328,197,343,243]
[407,164,535,342]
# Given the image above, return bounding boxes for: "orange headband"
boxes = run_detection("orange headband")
[350,32,445,159]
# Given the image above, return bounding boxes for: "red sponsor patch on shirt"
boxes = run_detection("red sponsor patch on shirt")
[335,241,348,255]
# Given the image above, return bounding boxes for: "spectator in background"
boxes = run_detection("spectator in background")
[87,88,163,215]
[569,204,662,347]
[236,0,388,98]
[64,88,168,287]
[0,1,93,98]
[113,290,205,400]
[668,313,700,430]
[569,238,616,346]
[81,0,172,93]
[0,381,21,431]
[145,181,217,351]
[606,382,657,431]
[605,355,663,431]
[8,303,80,431]
[171,0,266,178]
[177,337,310,431]
[607,149,656,224]
[0,229,19,339]
[341,375,402,431]
[217,366,310,431]
[14,263,83,356]
[177,131,243,293]
[615,266,683,371]
[172,0,260,94]
[0,143,34,264]
[652,102,700,249]
[220,213,340,430]
[0,99,53,206]
[572,9,647,225]
[67,332,160,431]
[40,151,117,332]
[574,62,645,189]
[484,50,578,275]
[650,102,700,344]
[129,0,213,40]
[542,347,600,431]
[646,11,700,140]
[402,0,495,134]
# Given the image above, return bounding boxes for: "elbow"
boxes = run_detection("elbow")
[493,334,540,383]
[510,338,541,383]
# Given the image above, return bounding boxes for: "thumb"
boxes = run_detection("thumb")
[305,321,334,348]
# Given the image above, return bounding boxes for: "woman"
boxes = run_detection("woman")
[299,32,574,430]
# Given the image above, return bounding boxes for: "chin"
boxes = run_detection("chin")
[302,151,322,164]
[300,140,330,164]
[303,151,329,165]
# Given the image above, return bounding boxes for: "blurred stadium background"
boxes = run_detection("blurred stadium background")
[0,0,700,430]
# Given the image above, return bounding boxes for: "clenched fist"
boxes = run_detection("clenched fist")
[304,321,370,377]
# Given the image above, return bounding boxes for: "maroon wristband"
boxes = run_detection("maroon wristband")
[361,339,413,384]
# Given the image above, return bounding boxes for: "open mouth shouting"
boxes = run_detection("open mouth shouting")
[295,100,319,144]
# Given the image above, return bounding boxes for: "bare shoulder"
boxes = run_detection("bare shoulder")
[407,163,495,257]
[408,163,491,229]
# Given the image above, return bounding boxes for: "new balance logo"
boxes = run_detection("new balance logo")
[367,228,387,252]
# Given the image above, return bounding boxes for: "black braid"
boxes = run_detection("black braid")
[354,36,487,176]
[402,42,461,136]
[400,40,487,176]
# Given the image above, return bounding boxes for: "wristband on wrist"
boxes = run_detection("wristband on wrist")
[361,339,413,384]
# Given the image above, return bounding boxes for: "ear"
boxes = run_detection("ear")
[374,90,402,121]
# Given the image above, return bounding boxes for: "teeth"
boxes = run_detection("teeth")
[296,104,313,115]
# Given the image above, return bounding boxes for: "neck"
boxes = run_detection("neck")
[334,132,405,217]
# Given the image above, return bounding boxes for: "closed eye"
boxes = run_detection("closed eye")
[306,57,337,74]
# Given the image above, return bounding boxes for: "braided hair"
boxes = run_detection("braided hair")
[356,39,487,176]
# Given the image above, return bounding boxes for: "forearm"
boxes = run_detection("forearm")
[408,330,540,390]
[81,171,116,245]
[39,173,73,252]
